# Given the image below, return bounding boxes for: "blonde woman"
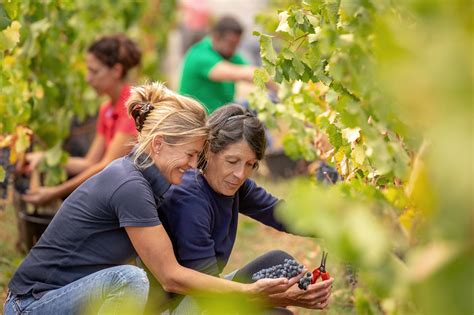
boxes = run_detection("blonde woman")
[4,83,292,315]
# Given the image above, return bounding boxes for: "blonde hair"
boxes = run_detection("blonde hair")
[126,82,208,168]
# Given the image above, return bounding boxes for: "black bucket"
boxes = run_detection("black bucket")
[17,210,54,251]
[264,149,300,179]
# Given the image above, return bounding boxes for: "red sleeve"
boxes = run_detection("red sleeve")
[115,115,138,136]
[96,103,108,135]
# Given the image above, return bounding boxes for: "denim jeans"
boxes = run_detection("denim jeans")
[3,265,149,315]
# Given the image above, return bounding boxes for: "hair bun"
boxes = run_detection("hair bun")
[130,102,155,132]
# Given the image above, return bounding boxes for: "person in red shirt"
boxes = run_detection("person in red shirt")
[22,34,141,206]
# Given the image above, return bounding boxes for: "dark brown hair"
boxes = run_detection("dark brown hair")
[199,104,266,170]
[212,16,243,37]
[88,34,141,78]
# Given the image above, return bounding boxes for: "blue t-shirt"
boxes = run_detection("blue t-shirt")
[158,170,285,276]
[9,155,170,299]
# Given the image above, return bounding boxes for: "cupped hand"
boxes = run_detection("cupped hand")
[22,186,58,206]
[249,271,305,296]
[269,278,333,309]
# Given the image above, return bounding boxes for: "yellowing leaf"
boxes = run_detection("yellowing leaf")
[0,20,20,50]
[352,143,366,165]
[342,127,361,143]
[340,33,354,43]
[14,126,32,158]
[308,26,321,43]
[0,165,5,181]
[399,207,416,231]
[276,11,291,34]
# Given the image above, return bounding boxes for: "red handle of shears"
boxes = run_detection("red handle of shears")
[311,251,330,284]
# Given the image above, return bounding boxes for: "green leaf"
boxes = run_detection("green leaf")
[327,124,343,150]
[259,34,277,64]
[253,68,269,89]
[0,165,5,182]
[45,142,64,167]
[0,5,12,31]
[292,58,305,76]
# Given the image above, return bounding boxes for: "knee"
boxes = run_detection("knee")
[265,250,294,262]
[114,265,150,292]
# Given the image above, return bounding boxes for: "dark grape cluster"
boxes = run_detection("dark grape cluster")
[251,258,304,281]
[298,272,313,290]
[345,264,358,287]
[316,162,340,184]
[0,147,14,201]
[14,173,30,195]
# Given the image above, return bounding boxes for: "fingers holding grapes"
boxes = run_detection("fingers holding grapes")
[295,278,333,309]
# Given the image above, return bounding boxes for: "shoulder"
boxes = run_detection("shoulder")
[97,158,148,194]
[164,171,209,204]
[186,38,222,64]
[239,178,257,195]
[98,101,111,115]
[230,53,248,65]
[161,171,211,216]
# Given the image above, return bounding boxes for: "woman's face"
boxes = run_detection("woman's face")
[154,136,206,185]
[86,53,121,96]
[204,140,258,196]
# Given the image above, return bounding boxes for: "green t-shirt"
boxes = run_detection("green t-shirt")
[178,37,248,113]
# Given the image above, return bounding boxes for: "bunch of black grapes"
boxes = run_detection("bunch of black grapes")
[316,162,340,184]
[251,258,304,281]
[14,173,30,195]
[0,147,14,201]
[345,264,358,287]
[298,272,313,290]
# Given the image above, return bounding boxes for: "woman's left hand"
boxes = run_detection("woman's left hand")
[268,278,333,309]
[22,186,59,206]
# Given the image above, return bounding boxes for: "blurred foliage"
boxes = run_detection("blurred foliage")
[0,0,176,185]
[250,0,473,314]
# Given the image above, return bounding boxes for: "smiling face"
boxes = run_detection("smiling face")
[154,136,206,184]
[204,140,258,196]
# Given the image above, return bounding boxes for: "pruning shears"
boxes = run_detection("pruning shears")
[311,251,330,284]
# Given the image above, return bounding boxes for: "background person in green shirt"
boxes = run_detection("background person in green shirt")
[178,15,257,113]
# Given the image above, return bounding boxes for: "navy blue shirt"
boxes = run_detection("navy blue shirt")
[9,155,170,299]
[158,170,285,276]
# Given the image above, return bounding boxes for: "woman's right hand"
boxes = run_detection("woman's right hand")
[17,151,44,173]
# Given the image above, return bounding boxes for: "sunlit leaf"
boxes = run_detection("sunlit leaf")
[0,20,20,50]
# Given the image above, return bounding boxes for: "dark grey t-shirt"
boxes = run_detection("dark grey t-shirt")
[8,155,169,299]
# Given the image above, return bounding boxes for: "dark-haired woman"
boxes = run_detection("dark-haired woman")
[4,83,293,315]
[158,104,333,314]
[22,34,141,206]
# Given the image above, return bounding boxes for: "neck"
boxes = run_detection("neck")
[108,81,126,105]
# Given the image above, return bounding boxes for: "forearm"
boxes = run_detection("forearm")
[127,226,293,300]
[208,62,256,82]
[155,265,250,295]
[64,157,93,176]
[53,162,108,198]
[139,244,249,295]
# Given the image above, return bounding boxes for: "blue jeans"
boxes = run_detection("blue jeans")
[3,265,149,315]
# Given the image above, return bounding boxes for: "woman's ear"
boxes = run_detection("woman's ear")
[112,63,124,79]
[151,135,164,155]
